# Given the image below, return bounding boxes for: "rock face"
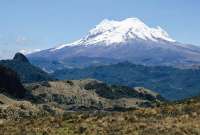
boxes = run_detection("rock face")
[25,79,164,111]
[0,65,26,98]
[0,53,55,83]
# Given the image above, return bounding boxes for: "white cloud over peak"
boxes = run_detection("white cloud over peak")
[19,49,41,55]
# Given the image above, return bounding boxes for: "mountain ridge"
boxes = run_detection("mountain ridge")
[52,62,200,100]
[52,17,175,50]
[0,53,55,83]
[28,17,200,71]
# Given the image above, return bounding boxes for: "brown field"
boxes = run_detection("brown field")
[1,97,200,135]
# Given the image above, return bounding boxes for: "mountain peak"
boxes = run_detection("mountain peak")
[95,17,146,30]
[13,53,29,63]
[53,17,175,50]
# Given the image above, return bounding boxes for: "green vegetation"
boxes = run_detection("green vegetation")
[0,53,55,83]
[53,62,200,100]
[1,58,200,135]
[24,79,163,111]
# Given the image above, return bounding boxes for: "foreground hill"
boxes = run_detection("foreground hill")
[0,77,164,132]
[0,65,46,120]
[25,79,163,111]
[1,92,200,135]
[0,53,55,83]
[53,62,200,100]
[0,67,164,119]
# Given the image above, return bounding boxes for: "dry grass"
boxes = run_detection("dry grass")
[1,98,200,135]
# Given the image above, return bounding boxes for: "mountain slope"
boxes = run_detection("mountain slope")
[25,79,163,111]
[52,62,200,100]
[0,53,55,83]
[53,18,175,48]
[0,65,26,98]
[28,18,200,71]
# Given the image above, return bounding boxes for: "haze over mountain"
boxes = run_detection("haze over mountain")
[28,18,200,72]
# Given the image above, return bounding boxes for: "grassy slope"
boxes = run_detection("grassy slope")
[1,97,200,135]
[24,80,163,111]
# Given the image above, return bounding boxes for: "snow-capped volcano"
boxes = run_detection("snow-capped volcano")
[28,17,200,72]
[54,18,175,50]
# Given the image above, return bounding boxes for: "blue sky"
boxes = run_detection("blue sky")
[0,0,200,59]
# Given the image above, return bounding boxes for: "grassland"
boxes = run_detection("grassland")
[1,97,200,135]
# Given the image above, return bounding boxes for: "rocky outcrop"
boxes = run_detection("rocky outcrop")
[13,53,30,63]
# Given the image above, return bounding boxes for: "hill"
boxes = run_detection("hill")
[0,53,55,83]
[52,62,200,100]
[0,77,164,124]
[25,79,163,111]
[1,90,200,135]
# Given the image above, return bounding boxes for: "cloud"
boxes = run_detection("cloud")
[15,36,31,45]
[19,49,41,55]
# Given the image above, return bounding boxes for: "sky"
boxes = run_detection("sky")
[0,0,200,59]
